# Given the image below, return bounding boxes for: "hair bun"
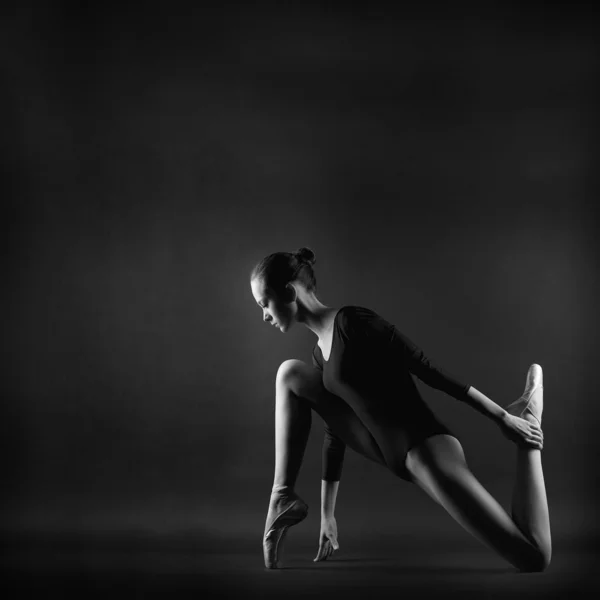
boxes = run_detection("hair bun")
[295,247,316,266]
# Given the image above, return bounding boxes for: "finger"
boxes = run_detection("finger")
[531,424,544,439]
[527,437,543,449]
[529,425,542,437]
[314,541,325,562]
[317,543,327,561]
[325,542,333,559]
[331,538,339,551]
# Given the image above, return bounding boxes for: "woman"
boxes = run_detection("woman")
[249,247,551,572]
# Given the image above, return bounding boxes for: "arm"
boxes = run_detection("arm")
[313,349,347,499]
[463,385,507,424]
[315,478,341,561]
[394,327,509,424]
[322,423,346,489]
[387,325,472,401]
[349,307,472,401]
[321,478,340,519]
[315,468,341,562]
[321,423,344,517]
[387,325,543,446]
[311,348,342,561]
[466,386,543,447]
[317,424,343,561]
[355,311,543,447]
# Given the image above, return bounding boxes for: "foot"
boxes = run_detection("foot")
[263,488,308,569]
[506,363,544,426]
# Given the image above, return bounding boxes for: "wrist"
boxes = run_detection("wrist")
[497,409,510,425]
[320,479,339,520]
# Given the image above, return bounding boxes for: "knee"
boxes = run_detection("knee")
[534,546,552,572]
[519,546,552,573]
[276,359,306,390]
[539,550,552,572]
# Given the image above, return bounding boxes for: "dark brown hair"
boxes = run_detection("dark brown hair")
[250,247,317,297]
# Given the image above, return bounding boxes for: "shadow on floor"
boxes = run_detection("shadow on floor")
[1,530,596,599]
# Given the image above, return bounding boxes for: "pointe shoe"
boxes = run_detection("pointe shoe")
[263,493,308,569]
[506,363,544,426]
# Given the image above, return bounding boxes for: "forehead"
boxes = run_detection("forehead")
[251,278,270,302]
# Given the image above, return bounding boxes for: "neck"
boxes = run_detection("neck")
[295,296,337,340]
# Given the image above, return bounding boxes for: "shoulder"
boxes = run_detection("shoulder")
[337,305,394,339]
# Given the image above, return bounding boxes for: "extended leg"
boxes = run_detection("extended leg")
[507,366,551,554]
[406,434,551,572]
[510,424,551,554]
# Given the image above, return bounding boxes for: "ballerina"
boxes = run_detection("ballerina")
[250,247,550,572]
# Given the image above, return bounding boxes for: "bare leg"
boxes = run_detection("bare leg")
[269,357,388,486]
[405,364,551,572]
[263,360,312,568]
[510,418,551,553]
[271,362,312,492]
[508,370,551,554]
[406,433,551,572]
[263,359,388,568]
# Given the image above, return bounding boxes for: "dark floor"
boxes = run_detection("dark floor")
[2,530,597,599]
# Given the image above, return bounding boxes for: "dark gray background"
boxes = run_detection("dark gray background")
[2,0,598,561]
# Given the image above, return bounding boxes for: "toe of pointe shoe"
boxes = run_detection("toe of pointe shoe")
[263,498,308,569]
[263,527,287,569]
[506,363,544,425]
[524,363,543,393]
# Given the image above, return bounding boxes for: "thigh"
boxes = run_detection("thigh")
[406,435,543,571]
[284,359,386,466]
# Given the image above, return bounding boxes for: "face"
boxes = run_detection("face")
[251,277,296,332]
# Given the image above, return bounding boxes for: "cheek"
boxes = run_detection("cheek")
[281,307,295,324]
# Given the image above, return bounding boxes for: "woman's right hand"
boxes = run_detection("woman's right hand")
[499,412,544,449]
[314,516,339,562]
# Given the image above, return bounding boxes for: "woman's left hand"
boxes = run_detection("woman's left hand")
[314,516,339,562]
[499,413,544,449]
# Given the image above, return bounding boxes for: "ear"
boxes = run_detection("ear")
[284,282,298,304]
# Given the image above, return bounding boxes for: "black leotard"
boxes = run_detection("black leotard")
[312,305,471,482]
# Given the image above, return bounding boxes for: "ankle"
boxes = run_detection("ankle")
[522,410,542,427]
[271,483,294,496]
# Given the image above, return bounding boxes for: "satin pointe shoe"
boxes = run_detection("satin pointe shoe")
[506,363,544,426]
[263,492,308,569]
